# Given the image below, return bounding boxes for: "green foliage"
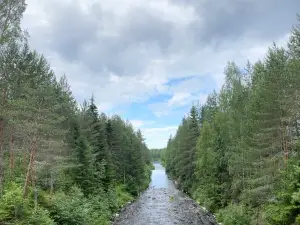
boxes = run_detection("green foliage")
[140,164,153,190]
[47,186,91,225]
[163,13,300,225]
[169,195,174,202]
[0,182,54,224]
[114,184,134,208]
[27,207,56,225]
[264,165,300,225]
[39,185,137,225]
[0,182,30,223]
[3,1,299,225]
[264,204,297,225]
[151,149,165,162]
[164,106,200,194]
[45,186,112,225]
[0,0,27,44]
[0,1,152,224]
[216,204,251,225]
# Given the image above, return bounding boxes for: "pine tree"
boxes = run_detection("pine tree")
[106,116,123,182]
[70,121,95,195]
[0,0,27,44]
[185,106,200,192]
[84,97,111,190]
[0,0,27,194]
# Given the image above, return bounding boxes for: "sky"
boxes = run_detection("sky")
[21,0,300,149]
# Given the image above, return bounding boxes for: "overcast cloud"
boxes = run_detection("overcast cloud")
[21,0,300,148]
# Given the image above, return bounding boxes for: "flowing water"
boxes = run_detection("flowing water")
[113,163,218,225]
[149,163,169,188]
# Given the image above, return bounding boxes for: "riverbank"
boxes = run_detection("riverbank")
[113,163,218,225]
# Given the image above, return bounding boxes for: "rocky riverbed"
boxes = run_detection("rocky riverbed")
[113,164,218,225]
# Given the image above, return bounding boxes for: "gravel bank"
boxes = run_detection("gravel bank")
[113,179,218,225]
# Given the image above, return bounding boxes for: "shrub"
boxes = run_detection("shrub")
[216,204,251,225]
[26,207,56,225]
[47,186,91,225]
[0,182,31,223]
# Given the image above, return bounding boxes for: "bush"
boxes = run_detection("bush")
[115,184,134,208]
[27,207,56,225]
[263,165,300,225]
[192,185,219,212]
[44,185,121,225]
[47,186,91,225]
[0,182,54,225]
[0,181,147,225]
[0,182,31,223]
[216,204,251,225]
[141,164,152,190]
[264,203,297,225]
[88,194,111,225]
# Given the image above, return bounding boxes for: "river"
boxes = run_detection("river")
[113,163,218,225]
[149,162,169,188]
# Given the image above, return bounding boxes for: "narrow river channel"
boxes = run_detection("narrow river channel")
[114,163,218,225]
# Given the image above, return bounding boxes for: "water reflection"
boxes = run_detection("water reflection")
[149,162,168,188]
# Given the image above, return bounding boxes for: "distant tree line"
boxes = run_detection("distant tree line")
[150,149,165,162]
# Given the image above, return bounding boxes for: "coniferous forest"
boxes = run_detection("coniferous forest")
[150,149,164,162]
[0,1,151,224]
[162,15,300,225]
[2,1,300,225]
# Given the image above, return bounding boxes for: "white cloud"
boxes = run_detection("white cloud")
[149,93,208,117]
[130,120,155,128]
[130,120,145,128]
[96,103,114,112]
[22,0,294,113]
[142,126,178,149]
[168,93,191,106]
[128,121,177,149]
[21,0,298,148]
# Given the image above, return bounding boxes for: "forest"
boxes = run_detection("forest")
[150,149,165,162]
[0,1,152,224]
[2,0,300,225]
[162,15,300,225]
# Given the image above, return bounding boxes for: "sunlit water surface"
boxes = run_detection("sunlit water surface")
[149,162,169,188]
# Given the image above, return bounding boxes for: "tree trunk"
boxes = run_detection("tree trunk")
[0,88,6,194]
[9,135,15,179]
[123,164,126,185]
[0,117,4,194]
[281,125,289,169]
[23,137,36,198]
[23,149,27,173]
[50,173,54,196]
[284,137,288,168]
